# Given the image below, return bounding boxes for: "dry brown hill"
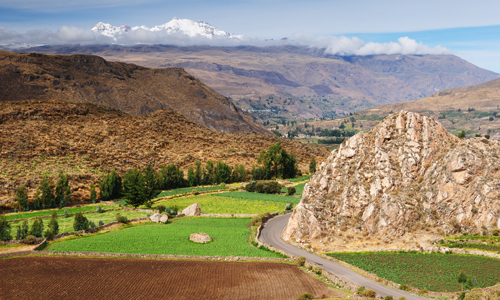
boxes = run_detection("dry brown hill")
[0,100,327,206]
[283,111,500,252]
[0,50,267,134]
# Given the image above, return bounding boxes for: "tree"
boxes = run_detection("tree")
[457,130,466,139]
[458,270,467,291]
[33,189,41,210]
[0,215,12,241]
[16,220,29,240]
[48,211,59,235]
[39,177,56,209]
[203,161,215,185]
[16,185,29,211]
[90,182,97,203]
[194,161,203,186]
[73,212,89,231]
[187,167,196,187]
[158,164,185,190]
[309,156,317,174]
[143,164,160,208]
[55,170,70,208]
[232,165,246,182]
[258,142,297,179]
[122,168,147,208]
[99,170,122,201]
[214,161,232,184]
[29,218,44,238]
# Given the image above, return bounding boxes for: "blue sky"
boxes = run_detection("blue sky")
[1,0,499,72]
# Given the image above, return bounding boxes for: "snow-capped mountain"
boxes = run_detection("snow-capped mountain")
[91,18,244,40]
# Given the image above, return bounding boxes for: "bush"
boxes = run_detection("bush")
[398,298,406,300]
[64,208,69,218]
[89,221,96,229]
[115,213,128,224]
[192,189,199,195]
[399,284,409,291]
[43,229,54,240]
[98,220,104,226]
[29,218,44,238]
[251,212,271,226]
[287,186,296,196]
[363,289,377,298]
[157,205,166,213]
[73,212,89,231]
[297,256,306,266]
[96,205,103,213]
[245,180,257,192]
[417,289,428,295]
[297,293,313,299]
[492,228,499,236]
[357,286,366,295]
[248,180,282,194]
[285,202,293,211]
[384,296,393,300]
[313,266,322,275]
[24,235,37,244]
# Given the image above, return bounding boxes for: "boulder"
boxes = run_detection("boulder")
[190,233,211,243]
[159,214,169,223]
[150,213,161,223]
[181,203,202,216]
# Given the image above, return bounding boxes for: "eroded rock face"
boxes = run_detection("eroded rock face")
[181,203,202,216]
[190,233,211,243]
[283,111,500,248]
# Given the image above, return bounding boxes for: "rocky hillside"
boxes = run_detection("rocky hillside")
[283,111,500,251]
[0,100,327,206]
[0,50,267,134]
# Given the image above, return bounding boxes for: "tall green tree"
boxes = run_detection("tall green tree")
[194,161,203,186]
[48,211,59,235]
[187,167,196,187]
[143,164,160,208]
[55,170,71,207]
[33,189,41,210]
[90,182,97,203]
[158,164,185,190]
[214,161,232,184]
[73,212,89,231]
[258,142,298,179]
[16,185,29,211]
[39,177,56,209]
[99,170,123,201]
[309,156,317,174]
[29,218,44,238]
[16,220,29,240]
[203,161,215,185]
[123,168,147,208]
[0,215,12,241]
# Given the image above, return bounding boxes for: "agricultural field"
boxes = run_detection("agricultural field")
[4,204,116,221]
[10,210,148,237]
[328,252,500,292]
[218,192,299,204]
[288,175,312,182]
[0,256,337,300]
[444,241,500,252]
[152,193,297,214]
[49,218,281,257]
[154,185,229,199]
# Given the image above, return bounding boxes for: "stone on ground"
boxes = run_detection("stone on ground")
[181,203,202,216]
[190,233,211,243]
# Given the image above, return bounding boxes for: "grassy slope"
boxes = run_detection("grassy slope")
[48,218,281,257]
[328,252,500,292]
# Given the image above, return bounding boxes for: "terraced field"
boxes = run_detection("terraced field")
[328,252,500,292]
[4,204,116,221]
[49,218,280,257]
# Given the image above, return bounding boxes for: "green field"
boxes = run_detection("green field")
[328,252,500,292]
[4,204,116,221]
[281,182,307,195]
[154,185,229,199]
[49,218,282,257]
[218,192,299,203]
[444,241,500,253]
[288,175,312,182]
[10,210,148,237]
[153,193,292,214]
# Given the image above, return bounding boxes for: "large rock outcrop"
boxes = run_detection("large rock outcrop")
[283,111,500,251]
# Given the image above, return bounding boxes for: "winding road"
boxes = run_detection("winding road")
[260,214,426,300]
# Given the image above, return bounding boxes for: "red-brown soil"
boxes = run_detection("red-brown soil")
[0,256,337,300]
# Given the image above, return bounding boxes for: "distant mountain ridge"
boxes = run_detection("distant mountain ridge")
[91,18,244,40]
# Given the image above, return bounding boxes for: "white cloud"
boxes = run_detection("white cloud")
[0,25,450,57]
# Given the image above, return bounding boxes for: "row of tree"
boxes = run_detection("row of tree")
[15,171,71,212]
[0,212,59,242]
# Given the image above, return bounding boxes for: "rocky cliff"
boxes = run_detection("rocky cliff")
[0,50,268,134]
[283,111,500,251]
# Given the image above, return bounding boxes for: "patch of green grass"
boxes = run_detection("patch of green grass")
[281,182,306,195]
[153,194,290,214]
[328,252,500,292]
[10,210,147,237]
[218,191,300,203]
[48,218,282,257]
[288,175,312,182]
[444,241,500,252]
[155,185,229,198]
[5,204,116,221]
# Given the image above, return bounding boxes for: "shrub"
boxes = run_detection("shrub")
[43,229,54,240]
[297,256,306,266]
[384,296,393,300]
[297,293,313,299]
[64,208,69,218]
[357,286,366,295]
[157,205,166,213]
[245,180,257,192]
[363,289,377,298]
[417,289,428,295]
[492,228,499,236]
[73,212,89,231]
[250,212,271,226]
[29,218,44,238]
[458,292,466,300]
[398,298,406,300]
[313,266,322,275]
[115,213,128,224]
[253,180,282,194]
[25,235,37,244]
[89,221,96,229]
[285,202,293,211]
[192,189,199,195]
[287,186,296,196]
[98,220,104,226]
[0,215,12,241]
[96,205,103,213]
[399,284,409,291]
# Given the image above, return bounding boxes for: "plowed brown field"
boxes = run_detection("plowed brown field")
[0,256,338,300]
